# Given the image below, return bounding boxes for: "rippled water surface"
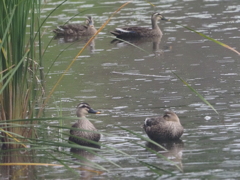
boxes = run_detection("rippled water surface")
[26,0,240,179]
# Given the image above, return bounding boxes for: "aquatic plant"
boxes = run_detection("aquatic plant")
[0,0,45,149]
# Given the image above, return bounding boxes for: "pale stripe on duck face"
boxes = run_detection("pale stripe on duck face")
[76,102,100,117]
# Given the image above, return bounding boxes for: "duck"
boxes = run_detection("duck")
[53,16,97,36]
[143,111,183,142]
[69,102,101,146]
[110,12,166,38]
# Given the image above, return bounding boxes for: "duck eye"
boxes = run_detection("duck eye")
[144,118,152,126]
[164,113,170,118]
[82,106,89,109]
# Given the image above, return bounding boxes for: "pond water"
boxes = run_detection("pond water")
[4,0,240,179]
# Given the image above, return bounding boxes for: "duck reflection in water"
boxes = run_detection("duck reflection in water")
[146,140,184,169]
[54,36,96,53]
[143,111,184,169]
[111,36,163,56]
[70,146,103,179]
[69,103,101,147]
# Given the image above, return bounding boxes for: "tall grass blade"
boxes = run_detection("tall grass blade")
[0,66,15,83]
[146,1,239,55]
[136,142,182,172]
[118,126,167,150]
[108,36,150,54]
[165,19,240,55]
[0,6,16,50]
[138,160,172,175]
[0,128,27,148]
[0,163,69,166]
[172,72,218,114]
[0,50,29,95]
[40,1,132,115]
[33,0,68,43]
[48,152,80,177]
[56,149,107,171]
[144,1,156,7]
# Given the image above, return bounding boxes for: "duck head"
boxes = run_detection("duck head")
[163,111,180,123]
[85,16,94,26]
[76,102,100,117]
[152,12,167,21]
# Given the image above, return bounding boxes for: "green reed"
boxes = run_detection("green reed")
[0,0,44,149]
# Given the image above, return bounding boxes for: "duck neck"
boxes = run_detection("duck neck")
[77,116,88,123]
[76,109,87,118]
[151,18,159,30]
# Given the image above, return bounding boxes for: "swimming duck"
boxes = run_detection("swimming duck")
[143,111,183,142]
[69,102,101,146]
[110,13,166,38]
[53,16,97,36]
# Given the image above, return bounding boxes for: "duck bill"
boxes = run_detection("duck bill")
[88,108,101,114]
[161,16,169,21]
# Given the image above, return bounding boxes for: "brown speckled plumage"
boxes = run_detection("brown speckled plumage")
[69,103,100,146]
[53,16,97,36]
[143,111,183,142]
[110,13,166,38]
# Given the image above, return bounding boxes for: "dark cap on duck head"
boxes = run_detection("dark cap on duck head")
[77,102,101,114]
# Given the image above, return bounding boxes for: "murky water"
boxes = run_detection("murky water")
[8,0,240,179]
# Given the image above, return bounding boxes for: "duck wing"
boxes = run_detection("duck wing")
[111,27,151,38]
[53,24,88,36]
